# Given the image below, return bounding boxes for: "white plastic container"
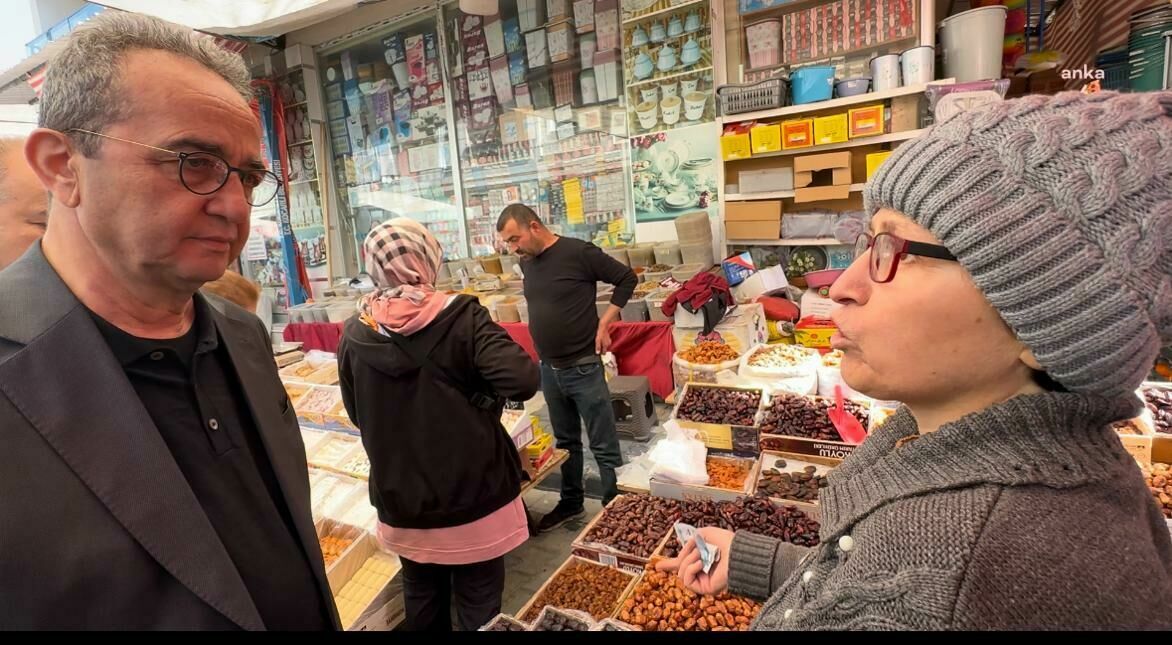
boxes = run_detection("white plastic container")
[517,299,530,323]
[672,263,706,282]
[647,290,674,322]
[939,5,1008,83]
[621,298,649,322]
[654,243,682,265]
[870,54,901,91]
[900,46,935,85]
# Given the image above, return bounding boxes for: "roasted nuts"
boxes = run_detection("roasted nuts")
[746,344,816,370]
[662,497,821,557]
[1141,462,1172,518]
[706,457,753,491]
[677,386,762,426]
[582,496,684,558]
[679,342,741,365]
[521,559,633,622]
[757,463,828,502]
[1142,387,1172,434]
[618,566,761,632]
[759,393,869,441]
[821,350,844,368]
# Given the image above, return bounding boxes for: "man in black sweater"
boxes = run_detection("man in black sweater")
[497,204,638,531]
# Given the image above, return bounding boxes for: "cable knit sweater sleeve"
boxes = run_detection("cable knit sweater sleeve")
[728,531,812,601]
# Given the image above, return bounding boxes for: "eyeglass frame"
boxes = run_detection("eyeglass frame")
[65,128,282,207]
[853,232,958,284]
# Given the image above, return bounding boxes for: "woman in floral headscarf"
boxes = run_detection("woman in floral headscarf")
[337,218,539,631]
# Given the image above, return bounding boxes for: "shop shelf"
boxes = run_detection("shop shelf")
[626,64,713,90]
[622,0,707,25]
[725,183,865,201]
[720,80,954,123]
[724,128,926,159]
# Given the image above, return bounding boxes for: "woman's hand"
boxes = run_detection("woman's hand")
[655,527,735,596]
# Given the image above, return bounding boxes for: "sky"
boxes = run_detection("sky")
[0,0,37,74]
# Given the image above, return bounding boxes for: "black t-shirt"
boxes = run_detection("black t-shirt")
[89,298,331,631]
[521,237,637,367]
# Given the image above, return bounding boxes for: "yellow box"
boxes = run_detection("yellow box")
[813,114,849,146]
[866,151,893,180]
[721,132,752,160]
[750,124,782,154]
[781,119,814,150]
[848,105,885,138]
[525,432,553,458]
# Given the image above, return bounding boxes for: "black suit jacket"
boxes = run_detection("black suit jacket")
[0,242,341,630]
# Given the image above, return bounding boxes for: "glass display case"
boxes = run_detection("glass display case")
[317,14,467,266]
[621,0,718,136]
[443,0,635,256]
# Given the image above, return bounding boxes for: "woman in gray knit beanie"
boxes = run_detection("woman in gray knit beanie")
[661,90,1172,629]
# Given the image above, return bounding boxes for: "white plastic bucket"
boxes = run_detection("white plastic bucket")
[899,45,935,85]
[870,54,901,91]
[939,6,1007,82]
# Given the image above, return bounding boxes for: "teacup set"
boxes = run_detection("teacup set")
[634,77,707,130]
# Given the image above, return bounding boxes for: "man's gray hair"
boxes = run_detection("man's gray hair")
[38,11,253,156]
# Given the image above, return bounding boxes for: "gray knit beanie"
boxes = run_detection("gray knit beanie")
[864,90,1172,399]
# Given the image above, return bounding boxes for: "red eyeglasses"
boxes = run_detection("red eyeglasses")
[853,232,958,283]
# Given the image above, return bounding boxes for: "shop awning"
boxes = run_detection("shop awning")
[92,0,381,37]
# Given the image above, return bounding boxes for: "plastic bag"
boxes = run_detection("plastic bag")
[648,421,709,486]
[304,349,337,369]
[615,444,659,491]
[601,352,618,381]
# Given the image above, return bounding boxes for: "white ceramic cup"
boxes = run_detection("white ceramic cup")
[661,95,682,125]
[660,80,679,98]
[637,101,658,129]
[641,87,659,103]
[684,92,705,120]
[681,78,700,94]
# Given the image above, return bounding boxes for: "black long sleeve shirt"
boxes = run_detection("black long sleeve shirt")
[521,236,638,367]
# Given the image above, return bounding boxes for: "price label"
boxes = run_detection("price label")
[599,554,618,567]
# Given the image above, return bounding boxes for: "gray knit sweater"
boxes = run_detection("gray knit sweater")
[729,392,1172,630]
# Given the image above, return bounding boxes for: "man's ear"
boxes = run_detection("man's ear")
[25,128,82,208]
[1020,347,1044,371]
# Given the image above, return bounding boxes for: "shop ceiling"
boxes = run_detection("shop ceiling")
[94,0,419,37]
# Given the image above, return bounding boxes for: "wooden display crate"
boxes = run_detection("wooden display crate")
[570,495,674,575]
[649,455,761,503]
[754,450,840,522]
[670,382,767,457]
[515,556,641,623]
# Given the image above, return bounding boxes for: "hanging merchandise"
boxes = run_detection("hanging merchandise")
[255,82,310,307]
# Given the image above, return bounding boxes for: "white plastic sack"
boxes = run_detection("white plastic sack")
[648,421,709,486]
[303,349,337,368]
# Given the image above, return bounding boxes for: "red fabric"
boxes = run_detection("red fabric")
[757,295,801,322]
[499,321,676,399]
[661,272,732,316]
[283,322,344,353]
[285,320,677,399]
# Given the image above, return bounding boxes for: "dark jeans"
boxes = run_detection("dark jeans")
[540,360,623,507]
[400,556,506,631]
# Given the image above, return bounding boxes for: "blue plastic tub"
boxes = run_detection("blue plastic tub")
[791,66,835,104]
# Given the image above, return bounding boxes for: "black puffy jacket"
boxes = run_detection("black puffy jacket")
[338,295,539,529]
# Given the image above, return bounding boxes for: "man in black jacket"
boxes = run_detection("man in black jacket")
[0,12,336,629]
[497,204,638,531]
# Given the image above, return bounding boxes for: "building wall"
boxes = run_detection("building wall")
[28,0,87,34]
